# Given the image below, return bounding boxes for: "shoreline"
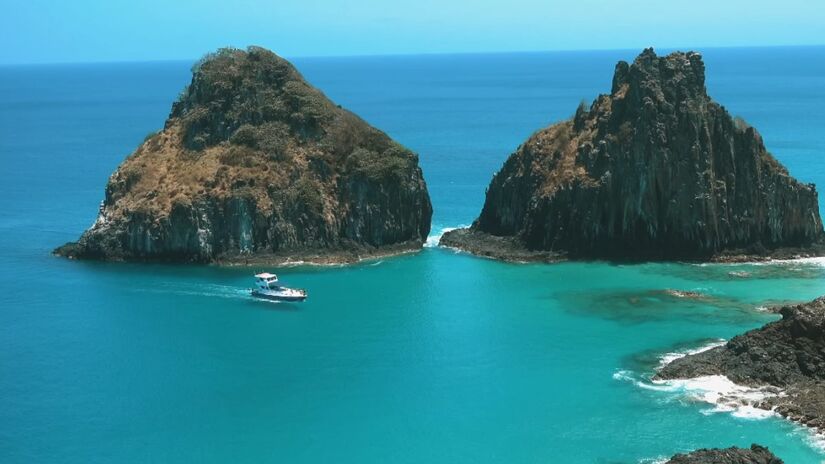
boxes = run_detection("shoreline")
[651,368,825,444]
[615,340,825,451]
[440,227,825,265]
[653,298,825,441]
[54,240,425,268]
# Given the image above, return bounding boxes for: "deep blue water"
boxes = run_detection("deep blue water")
[2,47,825,463]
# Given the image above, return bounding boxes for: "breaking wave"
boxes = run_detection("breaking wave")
[656,339,726,370]
[424,225,467,248]
[614,339,779,420]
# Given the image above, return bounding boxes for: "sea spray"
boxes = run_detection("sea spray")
[425,225,467,248]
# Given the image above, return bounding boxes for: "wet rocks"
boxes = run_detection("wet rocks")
[657,297,825,435]
[664,444,783,464]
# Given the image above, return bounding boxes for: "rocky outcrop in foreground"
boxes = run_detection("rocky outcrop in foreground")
[657,297,825,434]
[664,445,783,464]
[56,46,432,264]
[441,48,824,261]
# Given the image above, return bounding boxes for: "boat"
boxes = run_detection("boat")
[251,272,307,302]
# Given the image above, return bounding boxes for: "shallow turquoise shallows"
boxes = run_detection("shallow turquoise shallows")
[2,47,825,463]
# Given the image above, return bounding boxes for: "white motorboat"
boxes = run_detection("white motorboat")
[251,272,307,302]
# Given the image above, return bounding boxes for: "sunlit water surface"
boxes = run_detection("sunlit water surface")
[2,47,825,463]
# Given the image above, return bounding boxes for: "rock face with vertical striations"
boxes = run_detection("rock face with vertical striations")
[441,48,824,261]
[56,46,432,264]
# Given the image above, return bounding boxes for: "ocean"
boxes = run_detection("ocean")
[2,47,825,463]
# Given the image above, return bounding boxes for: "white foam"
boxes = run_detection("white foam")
[692,257,825,267]
[805,432,825,454]
[650,375,779,420]
[613,340,780,422]
[728,270,752,278]
[615,342,825,458]
[638,457,668,464]
[650,341,781,420]
[613,369,675,392]
[657,340,726,370]
[756,256,825,267]
[424,225,467,248]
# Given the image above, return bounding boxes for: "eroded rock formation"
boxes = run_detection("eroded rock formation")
[56,46,432,263]
[442,48,824,261]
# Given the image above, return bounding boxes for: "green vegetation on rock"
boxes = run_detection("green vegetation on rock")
[56,46,432,263]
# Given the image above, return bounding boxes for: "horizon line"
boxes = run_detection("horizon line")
[2,43,824,68]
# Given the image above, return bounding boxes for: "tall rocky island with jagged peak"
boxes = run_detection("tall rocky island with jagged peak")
[441,48,824,262]
[56,46,432,264]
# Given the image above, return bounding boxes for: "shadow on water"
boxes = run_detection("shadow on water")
[556,287,781,325]
[246,298,304,311]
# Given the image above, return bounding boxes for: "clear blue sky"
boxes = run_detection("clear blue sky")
[3,0,825,64]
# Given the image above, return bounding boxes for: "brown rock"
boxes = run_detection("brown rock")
[55,46,432,264]
[442,48,824,261]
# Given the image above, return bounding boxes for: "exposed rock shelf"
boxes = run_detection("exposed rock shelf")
[56,46,432,264]
[441,48,824,261]
[664,445,783,464]
[657,297,825,435]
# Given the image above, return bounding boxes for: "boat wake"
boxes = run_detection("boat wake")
[424,225,467,248]
[134,283,251,300]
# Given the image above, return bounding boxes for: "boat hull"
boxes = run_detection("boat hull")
[251,290,307,302]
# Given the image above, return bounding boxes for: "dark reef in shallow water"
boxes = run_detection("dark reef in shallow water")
[664,444,783,464]
[441,48,824,262]
[56,46,432,264]
[657,297,825,435]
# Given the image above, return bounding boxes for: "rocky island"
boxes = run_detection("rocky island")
[56,46,432,264]
[657,297,825,436]
[664,445,783,464]
[441,48,824,262]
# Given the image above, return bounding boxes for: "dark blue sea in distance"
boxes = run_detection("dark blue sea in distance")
[2,47,825,463]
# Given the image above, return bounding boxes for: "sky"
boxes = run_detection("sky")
[3,0,825,65]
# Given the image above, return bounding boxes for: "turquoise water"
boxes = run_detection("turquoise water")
[2,47,825,463]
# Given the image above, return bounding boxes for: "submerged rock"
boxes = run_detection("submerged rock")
[665,444,783,464]
[56,46,432,264]
[657,297,825,434]
[442,48,824,261]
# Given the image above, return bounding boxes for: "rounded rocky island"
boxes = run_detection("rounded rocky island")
[55,46,433,264]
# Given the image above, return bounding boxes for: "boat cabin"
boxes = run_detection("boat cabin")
[254,272,281,290]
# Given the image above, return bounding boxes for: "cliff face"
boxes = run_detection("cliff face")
[664,445,783,464]
[56,46,432,263]
[443,48,823,260]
